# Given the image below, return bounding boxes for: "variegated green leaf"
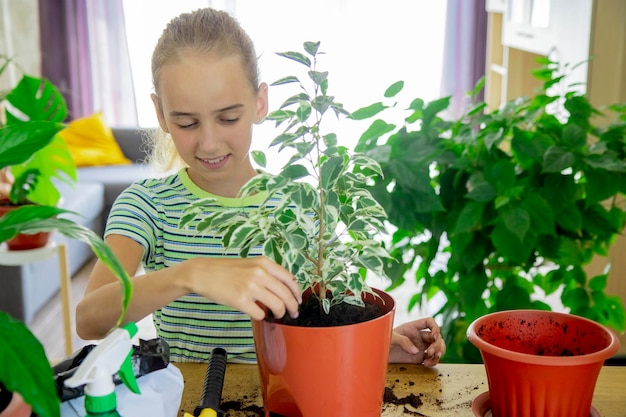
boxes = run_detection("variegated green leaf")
[276,51,311,67]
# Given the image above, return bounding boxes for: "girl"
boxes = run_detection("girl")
[76,7,445,365]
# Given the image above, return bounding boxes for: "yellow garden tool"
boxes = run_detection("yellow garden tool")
[185,348,228,417]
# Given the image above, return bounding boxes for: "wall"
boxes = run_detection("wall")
[0,0,40,91]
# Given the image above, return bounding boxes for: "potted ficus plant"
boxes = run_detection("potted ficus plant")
[352,57,626,363]
[180,41,396,417]
[0,60,133,417]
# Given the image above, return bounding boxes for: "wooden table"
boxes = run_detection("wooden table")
[175,363,626,417]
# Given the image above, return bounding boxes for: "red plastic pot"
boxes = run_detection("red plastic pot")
[467,309,620,417]
[252,288,395,417]
[0,200,50,250]
[1,231,51,251]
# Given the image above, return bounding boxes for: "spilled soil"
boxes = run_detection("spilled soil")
[217,366,483,417]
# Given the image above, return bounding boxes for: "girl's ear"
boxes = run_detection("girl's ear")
[151,93,170,133]
[255,82,269,124]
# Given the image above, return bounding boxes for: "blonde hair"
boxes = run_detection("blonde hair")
[146,8,260,172]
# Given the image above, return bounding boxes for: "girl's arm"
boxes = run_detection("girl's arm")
[75,234,301,340]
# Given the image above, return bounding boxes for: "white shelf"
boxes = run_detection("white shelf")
[0,242,58,266]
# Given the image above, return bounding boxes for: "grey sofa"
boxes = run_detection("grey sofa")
[0,128,155,323]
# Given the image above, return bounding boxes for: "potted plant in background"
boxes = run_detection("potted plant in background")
[352,57,626,363]
[181,41,395,417]
[0,133,134,417]
[0,58,77,250]
[0,61,133,417]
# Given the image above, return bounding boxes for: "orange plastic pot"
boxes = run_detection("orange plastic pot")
[252,288,395,417]
[467,309,620,417]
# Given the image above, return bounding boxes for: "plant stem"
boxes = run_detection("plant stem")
[315,119,326,308]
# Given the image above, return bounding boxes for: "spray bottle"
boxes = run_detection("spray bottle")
[64,323,141,416]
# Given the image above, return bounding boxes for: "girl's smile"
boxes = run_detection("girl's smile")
[198,154,230,170]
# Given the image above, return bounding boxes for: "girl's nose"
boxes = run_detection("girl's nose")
[197,124,219,151]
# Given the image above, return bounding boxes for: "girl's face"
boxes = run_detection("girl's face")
[151,52,267,197]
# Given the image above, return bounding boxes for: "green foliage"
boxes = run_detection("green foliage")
[0,121,64,165]
[181,41,390,313]
[2,74,76,205]
[5,74,67,124]
[0,312,58,417]
[0,207,134,417]
[0,66,132,417]
[354,58,626,362]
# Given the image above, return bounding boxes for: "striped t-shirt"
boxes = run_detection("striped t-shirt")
[105,168,277,363]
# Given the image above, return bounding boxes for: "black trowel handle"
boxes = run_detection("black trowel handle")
[194,347,228,417]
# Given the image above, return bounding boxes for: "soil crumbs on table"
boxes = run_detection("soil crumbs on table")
[381,366,484,416]
[218,366,484,416]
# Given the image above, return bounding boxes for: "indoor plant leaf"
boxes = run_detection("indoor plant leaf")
[0,121,65,168]
[542,146,575,173]
[5,75,67,123]
[0,312,59,417]
[10,135,77,205]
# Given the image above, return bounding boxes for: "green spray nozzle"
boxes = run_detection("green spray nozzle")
[64,323,141,413]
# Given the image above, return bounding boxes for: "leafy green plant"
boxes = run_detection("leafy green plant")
[0,67,133,417]
[181,41,389,315]
[2,74,76,206]
[353,58,626,362]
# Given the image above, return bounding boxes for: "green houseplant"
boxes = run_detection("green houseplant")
[0,57,77,249]
[181,41,396,417]
[353,57,626,363]
[1,56,76,207]
[6,75,76,205]
[0,64,133,417]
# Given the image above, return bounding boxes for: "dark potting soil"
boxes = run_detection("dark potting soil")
[274,295,383,327]
[384,386,424,408]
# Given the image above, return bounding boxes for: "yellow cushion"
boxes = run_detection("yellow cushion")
[58,112,131,167]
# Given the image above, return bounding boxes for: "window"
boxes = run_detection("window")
[122,1,448,151]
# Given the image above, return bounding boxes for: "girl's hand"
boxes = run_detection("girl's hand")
[388,317,446,366]
[185,256,302,321]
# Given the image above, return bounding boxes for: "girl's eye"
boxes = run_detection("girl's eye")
[221,117,240,124]
[178,122,197,129]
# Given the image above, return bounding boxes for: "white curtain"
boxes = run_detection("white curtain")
[87,0,138,127]
[440,0,488,119]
